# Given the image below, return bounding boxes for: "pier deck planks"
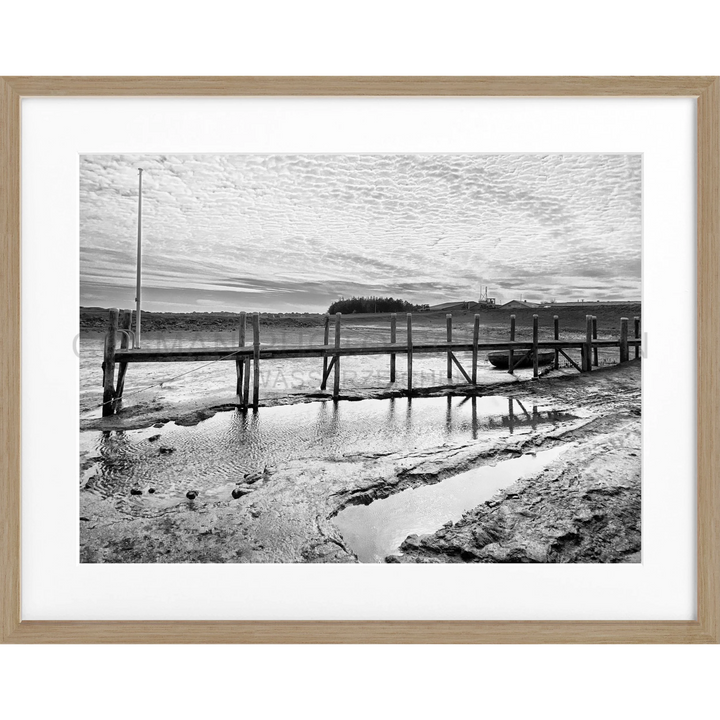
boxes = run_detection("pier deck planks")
[114,339,640,364]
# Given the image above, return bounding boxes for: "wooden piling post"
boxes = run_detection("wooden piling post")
[333,313,341,400]
[584,315,593,372]
[508,314,516,375]
[634,316,641,359]
[321,314,330,389]
[472,314,480,385]
[620,317,629,363]
[553,315,559,369]
[242,355,251,409]
[252,313,260,409]
[236,311,246,401]
[446,314,452,379]
[532,314,539,378]
[114,309,132,409]
[406,313,413,396]
[102,308,119,417]
[390,313,397,382]
[592,315,598,367]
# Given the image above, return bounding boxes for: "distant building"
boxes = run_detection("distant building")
[536,300,640,309]
[428,287,499,313]
[427,299,498,312]
[427,301,471,312]
[501,299,540,309]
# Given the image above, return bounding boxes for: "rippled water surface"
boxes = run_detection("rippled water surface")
[81,395,576,505]
[333,445,569,562]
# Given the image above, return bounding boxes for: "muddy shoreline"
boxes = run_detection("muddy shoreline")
[81,303,641,335]
[388,411,640,563]
[80,361,641,564]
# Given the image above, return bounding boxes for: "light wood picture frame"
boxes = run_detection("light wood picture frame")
[1,76,718,643]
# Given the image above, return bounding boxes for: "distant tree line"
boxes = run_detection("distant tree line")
[327,296,428,315]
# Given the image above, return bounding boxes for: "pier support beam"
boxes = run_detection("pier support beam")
[237,311,246,403]
[634,316,641,359]
[582,314,593,372]
[242,354,251,409]
[252,313,260,409]
[532,314,539,378]
[321,314,330,389]
[102,308,119,417]
[446,314,453,379]
[114,309,132,410]
[321,356,336,389]
[472,314,480,384]
[553,315,559,369]
[592,315,598,367]
[508,314,516,375]
[559,348,582,373]
[450,353,472,383]
[406,313,413,397]
[333,313,341,400]
[620,317,629,363]
[390,313,397,382]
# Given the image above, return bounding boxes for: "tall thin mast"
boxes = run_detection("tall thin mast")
[135,168,143,347]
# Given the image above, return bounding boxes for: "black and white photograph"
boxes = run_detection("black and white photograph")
[79,153,642,564]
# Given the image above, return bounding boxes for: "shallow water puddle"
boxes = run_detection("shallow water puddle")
[81,396,575,504]
[333,445,569,563]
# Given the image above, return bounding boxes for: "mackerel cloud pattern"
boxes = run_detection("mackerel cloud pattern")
[80,154,642,312]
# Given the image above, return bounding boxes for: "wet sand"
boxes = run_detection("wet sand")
[79,360,641,564]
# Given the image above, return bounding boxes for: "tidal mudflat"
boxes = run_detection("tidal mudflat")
[80,359,640,564]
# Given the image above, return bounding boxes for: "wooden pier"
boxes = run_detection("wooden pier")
[99,310,642,416]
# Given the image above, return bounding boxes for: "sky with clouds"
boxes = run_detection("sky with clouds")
[79,153,641,313]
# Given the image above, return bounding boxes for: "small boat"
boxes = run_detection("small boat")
[487,350,555,370]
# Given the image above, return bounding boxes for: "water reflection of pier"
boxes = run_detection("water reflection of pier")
[450,395,571,435]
